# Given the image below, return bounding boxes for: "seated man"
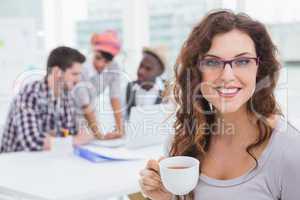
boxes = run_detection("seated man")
[125,47,168,119]
[0,46,92,153]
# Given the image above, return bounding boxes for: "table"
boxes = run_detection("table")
[0,145,163,200]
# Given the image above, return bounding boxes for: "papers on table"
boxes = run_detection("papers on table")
[89,138,126,148]
[74,145,144,162]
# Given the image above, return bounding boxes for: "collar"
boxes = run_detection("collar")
[87,61,111,77]
[43,76,69,102]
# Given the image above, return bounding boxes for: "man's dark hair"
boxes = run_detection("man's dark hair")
[47,46,86,74]
[98,50,114,62]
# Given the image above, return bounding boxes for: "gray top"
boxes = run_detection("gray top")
[166,118,300,200]
[72,61,121,110]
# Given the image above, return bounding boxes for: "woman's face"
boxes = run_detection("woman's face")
[199,29,259,114]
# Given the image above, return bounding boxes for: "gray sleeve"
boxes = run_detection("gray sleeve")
[72,81,95,108]
[280,127,300,200]
[120,81,129,120]
[108,63,121,98]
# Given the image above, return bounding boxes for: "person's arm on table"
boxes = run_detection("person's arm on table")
[72,81,110,140]
[82,104,105,139]
[16,106,52,151]
[108,97,124,139]
[106,67,124,139]
[81,103,121,140]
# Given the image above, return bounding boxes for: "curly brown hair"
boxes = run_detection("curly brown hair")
[170,9,282,199]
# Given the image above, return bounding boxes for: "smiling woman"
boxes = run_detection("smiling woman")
[139,9,300,200]
[199,29,260,113]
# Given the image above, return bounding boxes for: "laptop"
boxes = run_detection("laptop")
[91,104,176,149]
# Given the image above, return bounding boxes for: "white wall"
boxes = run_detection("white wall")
[43,0,88,52]
[122,0,150,80]
[0,19,40,133]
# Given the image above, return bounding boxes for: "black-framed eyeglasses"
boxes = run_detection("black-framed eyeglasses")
[198,57,260,73]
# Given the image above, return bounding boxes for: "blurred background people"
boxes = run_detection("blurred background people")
[125,47,169,119]
[72,30,124,140]
[0,46,91,152]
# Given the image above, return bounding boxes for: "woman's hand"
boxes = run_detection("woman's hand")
[139,158,172,200]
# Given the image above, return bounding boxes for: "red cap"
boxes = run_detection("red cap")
[90,30,121,56]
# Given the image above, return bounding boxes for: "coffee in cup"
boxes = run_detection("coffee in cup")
[159,156,200,195]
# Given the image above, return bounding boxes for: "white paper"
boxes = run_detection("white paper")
[79,145,145,160]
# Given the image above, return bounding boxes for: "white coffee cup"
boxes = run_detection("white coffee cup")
[159,156,200,195]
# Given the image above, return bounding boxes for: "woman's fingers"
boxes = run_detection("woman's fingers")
[140,158,169,195]
[142,177,161,187]
[139,169,162,188]
[140,169,161,182]
[139,181,155,196]
[139,178,161,191]
[146,159,160,173]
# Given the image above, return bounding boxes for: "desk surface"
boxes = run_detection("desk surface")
[0,145,163,200]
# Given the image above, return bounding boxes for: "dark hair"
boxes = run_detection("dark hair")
[98,50,114,62]
[171,9,282,199]
[47,46,86,74]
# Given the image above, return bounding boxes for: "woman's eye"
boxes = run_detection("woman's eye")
[204,60,221,67]
[235,58,250,66]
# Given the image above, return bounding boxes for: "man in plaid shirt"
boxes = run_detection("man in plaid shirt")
[0,46,93,153]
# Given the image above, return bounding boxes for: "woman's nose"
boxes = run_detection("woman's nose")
[219,63,236,82]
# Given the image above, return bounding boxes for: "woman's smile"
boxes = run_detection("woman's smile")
[215,86,242,98]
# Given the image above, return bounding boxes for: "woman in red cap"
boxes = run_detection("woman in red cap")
[72,30,123,140]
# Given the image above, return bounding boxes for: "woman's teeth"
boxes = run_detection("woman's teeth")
[216,87,240,96]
